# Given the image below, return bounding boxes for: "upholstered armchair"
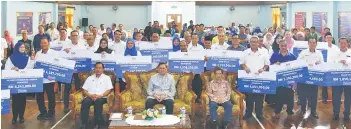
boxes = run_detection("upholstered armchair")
[70,71,118,120]
[200,70,245,127]
[117,71,197,120]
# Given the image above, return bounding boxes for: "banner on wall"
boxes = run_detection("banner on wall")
[38,12,52,26]
[2,69,44,94]
[338,12,351,39]
[295,12,306,29]
[58,12,66,23]
[312,12,328,35]
[16,12,33,35]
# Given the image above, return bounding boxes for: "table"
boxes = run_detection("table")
[108,114,191,129]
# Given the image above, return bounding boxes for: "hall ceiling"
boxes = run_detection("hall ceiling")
[41,1,288,5]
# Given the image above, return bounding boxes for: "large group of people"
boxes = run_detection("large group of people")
[1,19,351,129]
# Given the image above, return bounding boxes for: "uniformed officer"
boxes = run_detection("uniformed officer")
[331,37,351,121]
[270,40,297,119]
[240,36,270,121]
[297,38,324,119]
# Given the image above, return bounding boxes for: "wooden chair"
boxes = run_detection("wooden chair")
[200,70,245,127]
[70,70,119,120]
[117,70,197,121]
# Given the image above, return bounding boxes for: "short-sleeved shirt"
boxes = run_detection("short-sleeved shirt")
[297,49,324,65]
[269,51,297,64]
[329,49,351,63]
[33,33,51,52]
[239,48,270,72]
[35,49,58,83]
[82,73,113,95]
[211,43,230,50]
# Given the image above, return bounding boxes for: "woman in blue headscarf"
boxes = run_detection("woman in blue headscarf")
[5,42,34,124]
[172,37,181,52]
[132,28,138,40]
[124,39,142,56]
[106,27,114,41]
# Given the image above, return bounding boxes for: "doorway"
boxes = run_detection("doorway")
[166,14,182,32]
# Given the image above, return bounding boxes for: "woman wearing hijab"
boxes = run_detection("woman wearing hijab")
[180,23,187,38]
[253,27,262,35]
[263,33,274,51]
[271,34,283,53]
[284,31,295,52]
[124,39,142,56]
[172,37,181,52]
[106,27,114,41]
[95,38,114,54]
[3,30,14,57]
[5,42,34,124]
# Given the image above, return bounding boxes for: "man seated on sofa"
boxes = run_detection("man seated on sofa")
[80,62,113,129]
[207,66,233,129]
[145,62,176,114]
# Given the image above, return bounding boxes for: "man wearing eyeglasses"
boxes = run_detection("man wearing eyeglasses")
[61,30,85,113]
[227,34,246,51]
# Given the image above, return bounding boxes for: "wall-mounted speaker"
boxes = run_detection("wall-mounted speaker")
[82,18,88,27]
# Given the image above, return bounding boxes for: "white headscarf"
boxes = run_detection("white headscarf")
[263,33,274,50]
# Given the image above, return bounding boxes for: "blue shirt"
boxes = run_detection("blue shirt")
[269,51,297,65]
[33,33,51,52]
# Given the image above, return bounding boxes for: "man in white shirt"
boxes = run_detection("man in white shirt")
[61,30,85,113]
[64,22,73,38]
[211,33,230,50]
[1,37,8,69]
[35,37,58,120]
[86,36,98,52]
[97,24,106,37]
[331,37,351,121]
[92,27,102,46]
[178,40,188,52]
[188,34,204,51]
[81,32,90,46]
[297,38,324,119]
[52,29,70,51]
[111,23,117,32]
[118,24,128,38]
[46,22,59,41]
[76,26,84,39]
[322,33,339,104]
[240,36,270,121]
[184,32,192,44]
[80,62,113,129]
[109,30,126,55]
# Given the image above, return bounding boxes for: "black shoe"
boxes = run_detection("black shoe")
[12,118,17,124]
[64,107,70,113]
[80,124,87,129]
[37,113,46,120]
[256,115,263,121]
[209,121,218,129]
[19,117,24,123]
[333,114,339,120]
[322,100,327,104]
[44,113,54,120]
[244,114,252,119]
[311,113,319,119]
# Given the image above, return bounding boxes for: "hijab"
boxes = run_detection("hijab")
[284,32,295,51]
[263,33,274,49]
[124,39,138,56]
[10,42,29,69]
[95,38,113,54]
[253,27,262,35]
[172,37,181,52]
[106,27,114,41]
[272,34,283,52]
